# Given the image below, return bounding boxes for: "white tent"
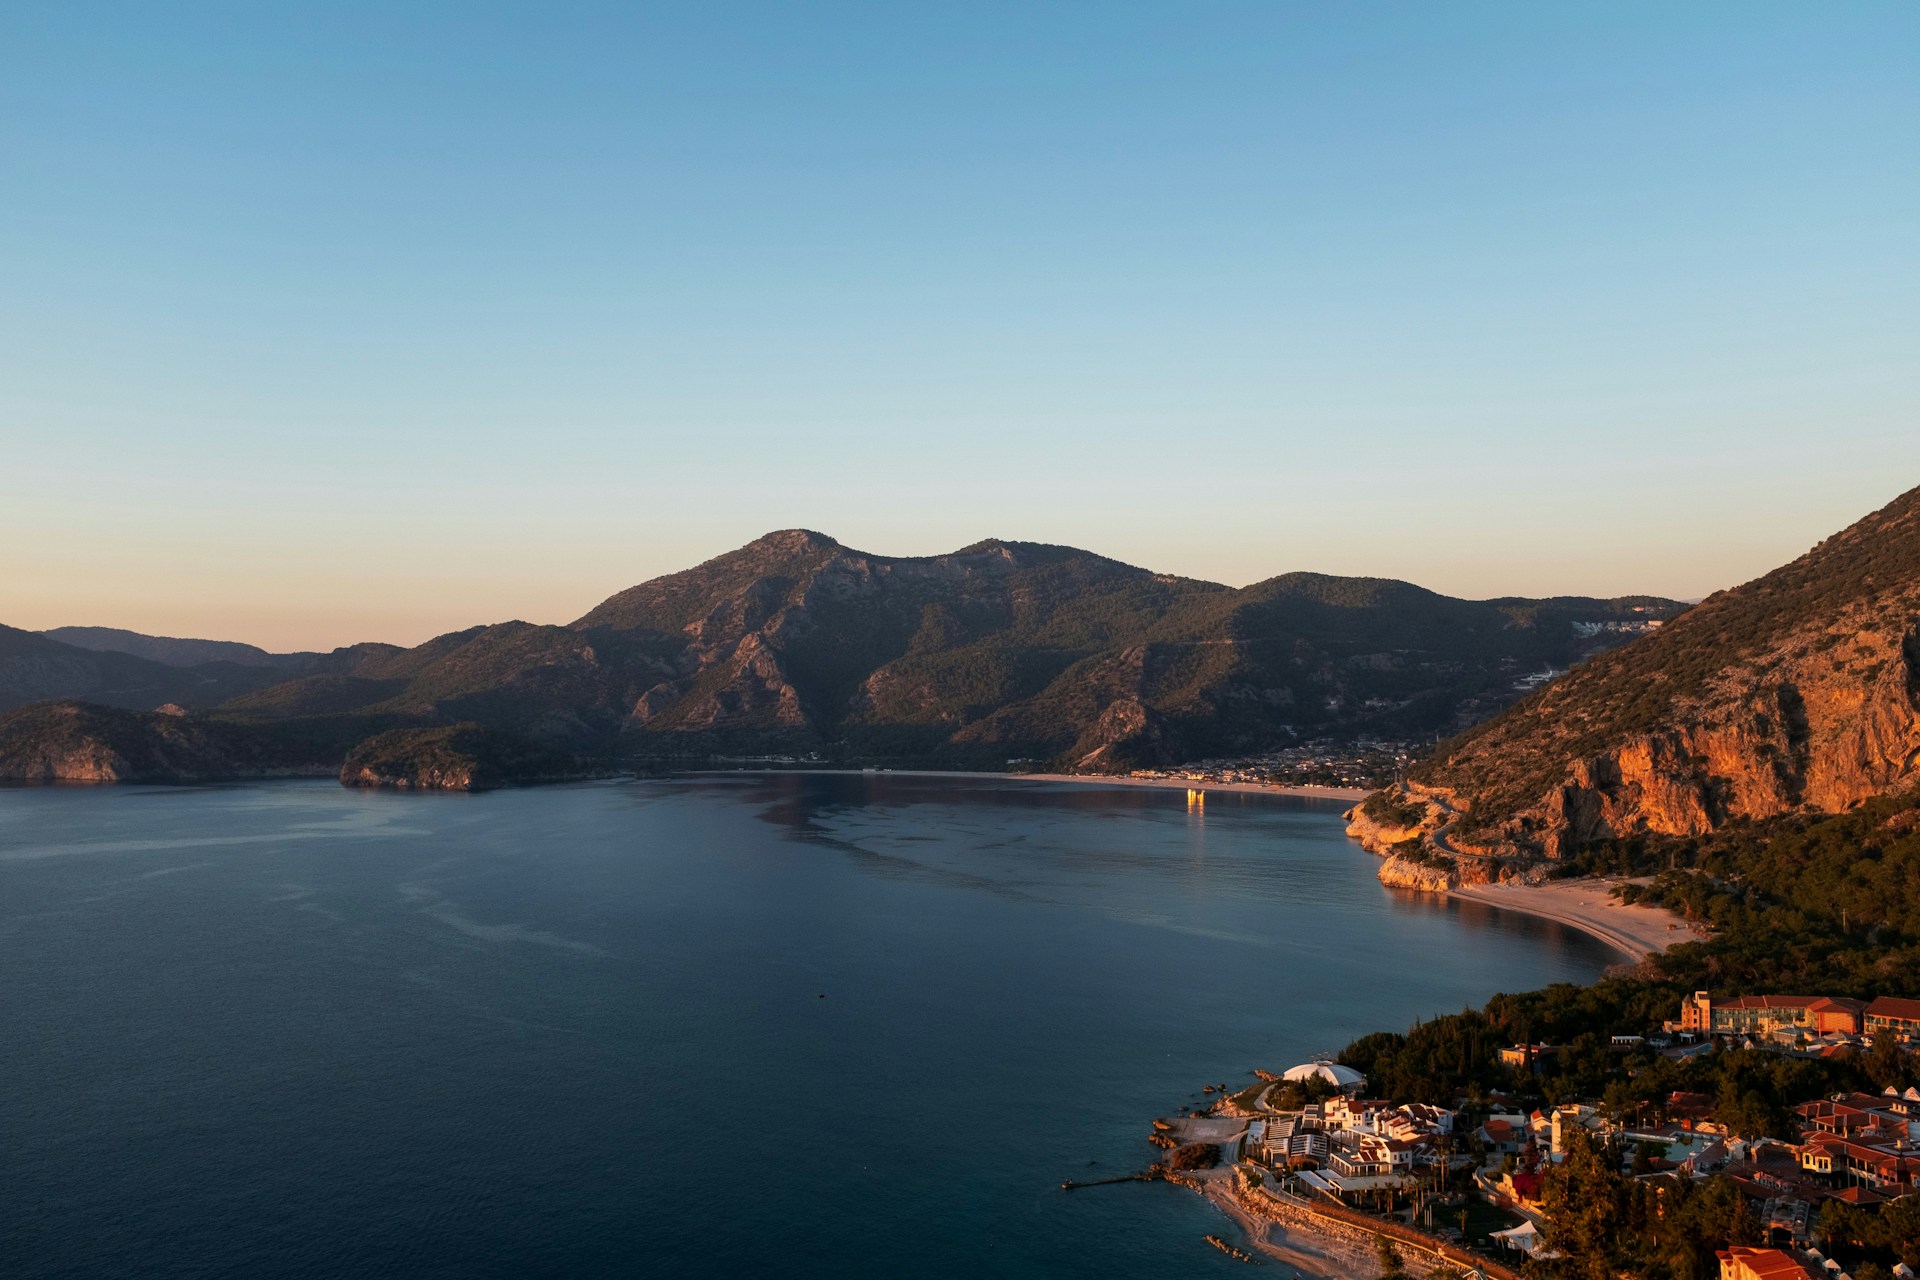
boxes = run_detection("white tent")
[1491,1222,1543,1257]
[1281,1060,1367,1091]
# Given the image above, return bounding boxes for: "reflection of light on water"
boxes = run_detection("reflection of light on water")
[1184,788,1206,858]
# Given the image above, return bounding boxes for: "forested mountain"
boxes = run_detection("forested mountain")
[0,624,304,714]
[215,530,1672,769]
[0,529,1680,785]
[38,626,317,669]
[1352,484,1920,870]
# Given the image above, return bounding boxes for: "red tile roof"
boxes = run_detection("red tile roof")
[1716,1246,1816,1279]
[1867,996,1920,1021]
[1717,995,1821,1010]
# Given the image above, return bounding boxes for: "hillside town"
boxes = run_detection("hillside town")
[1154,991,1920,1279]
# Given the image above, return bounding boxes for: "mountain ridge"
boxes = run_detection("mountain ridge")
[0,531,1688,785]
[1349,483,1920,878]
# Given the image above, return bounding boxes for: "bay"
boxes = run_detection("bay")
[0,774,1613,1278]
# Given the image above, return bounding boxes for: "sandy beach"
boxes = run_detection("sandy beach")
[691,767,1372,802]
[1448,877,1697,962]
[1192,1171,1375,1278]
[1014,773,1372,801]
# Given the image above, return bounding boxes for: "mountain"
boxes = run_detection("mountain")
[39,626,318,669]
[0,530,1685,785]
[0,624,307,715]
[212,530,1676,769]
[1350,484,1920,875]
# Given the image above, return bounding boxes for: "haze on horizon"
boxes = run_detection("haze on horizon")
[2,2,1914,651]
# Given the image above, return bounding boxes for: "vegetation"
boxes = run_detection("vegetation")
[236,535,1687,766]
[1361,789,1428,828]
[1332,790,1920,1276]
[1411,483,1920,836]
[1165,1142,1220,1172]
[0,700,350,781]
[1539,1127,1760,1280]
[3,532,1685,779]
[1374,1233,1408,1279]
[339,723,590,791]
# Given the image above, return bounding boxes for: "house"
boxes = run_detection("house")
[1499,1043,1560,1072]
[1478,1115,1528,1155]
[1716,1246,1816,1280]
[1549,1103,1597,1158]
[1322,1095,1392,1132]
[1253,1115,1330,1169]
[1796,1097,1881,1138]
[1379,1103,1454,1142]
[1793,1131,1920,1193]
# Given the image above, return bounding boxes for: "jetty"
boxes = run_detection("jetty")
[1204,1234,1261,1264]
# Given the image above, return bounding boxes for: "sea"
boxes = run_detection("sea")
[0,773,1615,1279]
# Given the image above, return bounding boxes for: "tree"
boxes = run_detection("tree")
[1374,1234,1408,1280]
[1539,1127,1625,1280]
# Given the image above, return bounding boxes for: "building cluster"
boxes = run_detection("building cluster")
[1127,738,1418,791]
[1244,1092,1461,1202]
[1224,1013,1920,1279]
[1668,991,1920,1056]
[1571,618,1665,638]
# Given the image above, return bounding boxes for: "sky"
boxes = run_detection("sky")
[1,2,1914,651]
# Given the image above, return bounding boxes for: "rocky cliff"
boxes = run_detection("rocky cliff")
[1358,484,1920,867]
[0,702,332,782]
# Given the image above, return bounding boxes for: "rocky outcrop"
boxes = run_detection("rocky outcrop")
[1402,484,1920,862]
[1065,697,1177,771]
[1377,852,1457,892]
[338,724,593,792]
[1343,800,1435,856]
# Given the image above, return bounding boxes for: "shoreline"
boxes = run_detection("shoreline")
[1446,877,1697,963]
[678,767,1371,802]
[1189,1173,1370,1278]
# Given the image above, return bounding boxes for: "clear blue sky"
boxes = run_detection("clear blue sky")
[2,2,1914,649]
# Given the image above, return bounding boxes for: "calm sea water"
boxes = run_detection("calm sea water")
[0,774,1614,1279]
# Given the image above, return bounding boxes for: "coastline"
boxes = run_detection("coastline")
[1188,1172,1372,1278]
[1015,772,1371,801]
[680,767,1371,802]
[1446,877,1697,963]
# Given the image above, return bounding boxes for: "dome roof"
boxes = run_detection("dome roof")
[1281,1060,1366,1090]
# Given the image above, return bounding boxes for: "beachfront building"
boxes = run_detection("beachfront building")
[1866,996,1920,1043]
[1673,992,1865,1038]
[1250,1115,1330,1169]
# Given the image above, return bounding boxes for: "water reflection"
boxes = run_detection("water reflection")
[1381,885,1623,967]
